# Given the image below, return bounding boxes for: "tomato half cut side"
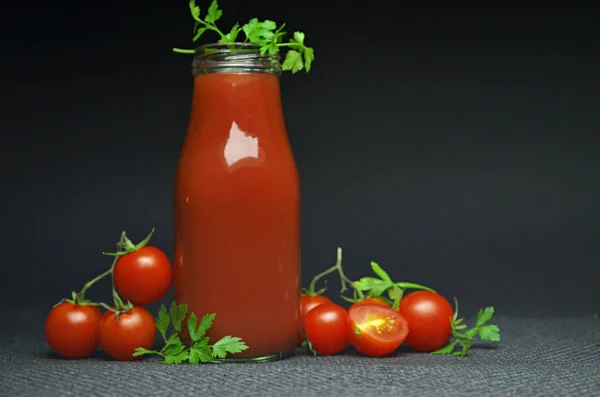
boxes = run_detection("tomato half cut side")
[348,304,409,357]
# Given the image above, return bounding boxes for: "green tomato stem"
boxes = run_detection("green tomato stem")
[77,266,114,301]
[306,247,363,299]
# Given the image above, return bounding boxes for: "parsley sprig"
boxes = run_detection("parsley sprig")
[349,261,436,309]
[173,0,315,74]
[133,302,248,364]
[433,300,501,357]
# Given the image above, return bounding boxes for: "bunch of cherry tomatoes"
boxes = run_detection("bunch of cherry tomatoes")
[297,248,457,357]
[45,231,489,361]
[44,229,172,360]
[300,292,453,357]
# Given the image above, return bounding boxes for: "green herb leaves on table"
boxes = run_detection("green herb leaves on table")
[433,302,501,357]
[133,302,248,364]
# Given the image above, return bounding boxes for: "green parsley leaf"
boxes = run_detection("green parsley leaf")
[475,307,495,327]
[242,18,277,44]
[193,337,210,348]
[189,0,201,22]
[156,305,170,341]
[218,24,241,43]
[188,313,215,342]
[164,351,190,364]
[388,286,403,310]
[370,261,392,282]
[132,347,160,357]
[394,281,436,292]
[187,313,199,341]
[432,341,457,355]
[163,339,186,356]
[282,50,303,73]
[293,31,305,45]
[303,47,314,72]
[354,277,387,290]
[478,324,500,341]
[198,313,216,338]
[212,336,249,358]
[189,345,212,364]
[204,0,222,24]
[170,302,188,332]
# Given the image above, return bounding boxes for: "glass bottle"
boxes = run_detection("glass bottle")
[173,43,300,362]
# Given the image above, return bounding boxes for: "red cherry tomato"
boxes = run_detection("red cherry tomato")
[399,291,453,352]
[304,303,350,355]
[99,306,156,361]
[348,304,409,357]
[44,301,102,359]
[298,295,332,342]
[113,246,173,305]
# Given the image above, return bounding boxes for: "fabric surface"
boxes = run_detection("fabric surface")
[1,311,599,397]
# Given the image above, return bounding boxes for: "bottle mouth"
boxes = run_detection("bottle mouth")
[192,43,282,76]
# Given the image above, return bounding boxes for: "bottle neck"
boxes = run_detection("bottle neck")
[192,43,282,76]
[188,43,285,131]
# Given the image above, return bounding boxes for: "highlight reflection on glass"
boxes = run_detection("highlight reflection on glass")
[224,121,259,167]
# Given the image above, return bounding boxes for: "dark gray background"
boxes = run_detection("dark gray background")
[3,1,599,317]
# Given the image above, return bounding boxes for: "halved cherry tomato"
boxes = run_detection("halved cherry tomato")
[348,304,409,357]
[44,302,102,359]
[298,295,333,343]
[399,291,453,352]
[304,303,350,355]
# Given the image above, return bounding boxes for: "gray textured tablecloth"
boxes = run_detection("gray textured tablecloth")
[1,311,599,397]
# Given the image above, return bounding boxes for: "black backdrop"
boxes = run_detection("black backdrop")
[3,1,599,317]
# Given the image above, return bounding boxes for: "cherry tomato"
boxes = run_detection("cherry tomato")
[298,295,333,343]
[399,291,453,352]
[99,306,156,361]
[348,304,409,357]
[44,301,102,359]
[113,246,172,305]
[304,303,350,355]
[350,297,390,309]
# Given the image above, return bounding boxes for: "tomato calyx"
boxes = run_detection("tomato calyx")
[99,290,136,322]
[102,228,155,258]
[55,291,102,308]
[101,300,135,322]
